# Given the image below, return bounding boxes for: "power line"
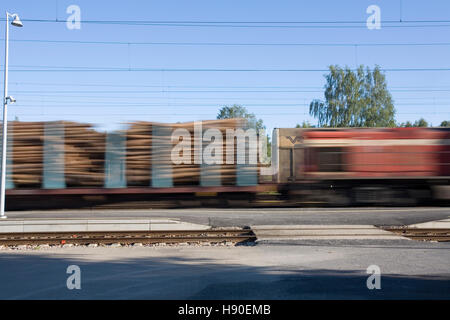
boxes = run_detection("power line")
[7,81,450,89]
[13,101,450,107]
[16,95,450,102]
[4,38,450,47]
[3,66,450,72]
[15,19,450,24]
[5,82,323,88]
[3,18,450,29]
[11,24,450,29]
[5,81,450,91]
[10,89,324,93]
[10,88,450,94]
[9,110,450,116]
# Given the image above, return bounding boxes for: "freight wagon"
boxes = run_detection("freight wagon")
[2,121,450,209]
[4,119,273,210]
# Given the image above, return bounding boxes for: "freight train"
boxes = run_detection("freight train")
[273,127,450,206]
[3,120,450,210]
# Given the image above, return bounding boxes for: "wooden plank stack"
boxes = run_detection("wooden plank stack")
[9,121,106,188]
[11,121,44,188]
[5,118,255,189]
[63,121,106,187]
[126,119,246,186]
[126,121,152,186]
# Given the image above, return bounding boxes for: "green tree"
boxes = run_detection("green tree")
[414,118,428,127]
[296,120,314,128]
[401,121,413,128]
[217,104,265,131]
[399,118,428,127]
[440,120,450,127]
[217,104,270,157]
[309,65,396,128]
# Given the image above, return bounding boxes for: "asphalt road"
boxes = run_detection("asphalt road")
[0,240,449,299]
[5,207,450,227]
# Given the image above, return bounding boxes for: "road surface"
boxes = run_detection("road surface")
[5,207,450,227]
[0,240,449,299]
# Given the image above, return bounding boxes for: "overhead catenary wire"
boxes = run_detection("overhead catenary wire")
[3,38,450,47]
[15,95,450,102]
[9,88,450,93]
[2,18,450,29]
[8,110,450,116]
[13,103,450,107]
[5,81,450,90]
[3,66,450,72]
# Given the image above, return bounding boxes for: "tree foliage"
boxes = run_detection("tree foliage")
[217,104,265,131]
[217,104,270,156]
[295,121,315,128]
[399,118,428,127]
[440,120,450,127]
[309,65,396,128]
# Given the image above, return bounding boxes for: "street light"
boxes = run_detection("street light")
[1,12,23,219]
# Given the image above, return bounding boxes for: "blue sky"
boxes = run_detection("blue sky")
[1,0,450,132]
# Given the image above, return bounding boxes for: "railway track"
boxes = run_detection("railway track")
[382,227,450,242]
[0,229,256,246]
[1,227,448,246]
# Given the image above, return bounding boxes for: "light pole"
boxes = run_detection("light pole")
[1,12,23,219]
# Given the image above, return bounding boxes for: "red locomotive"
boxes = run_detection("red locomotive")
[273,127,450,205]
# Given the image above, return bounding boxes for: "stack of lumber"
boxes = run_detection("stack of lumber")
[11,121,44,187]
[6,118,257,189]
[126,121,152,186]
[63,121,106,187]
[198,119,246,186]
[126,119,247,186]
[9,121,106,188]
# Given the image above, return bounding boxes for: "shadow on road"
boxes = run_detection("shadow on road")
[0,252,449,299]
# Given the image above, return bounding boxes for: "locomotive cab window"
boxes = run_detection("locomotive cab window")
[317,147,344,172]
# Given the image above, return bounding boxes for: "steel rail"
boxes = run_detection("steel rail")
[0,229,256,246]
[382,227,450,241]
